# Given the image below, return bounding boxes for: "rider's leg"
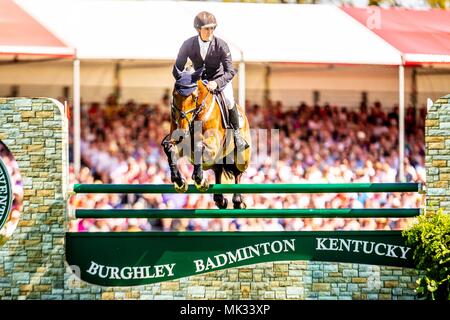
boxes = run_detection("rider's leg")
[223,82,249,151]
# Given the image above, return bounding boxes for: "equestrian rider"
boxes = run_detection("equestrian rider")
[172,11,249,151]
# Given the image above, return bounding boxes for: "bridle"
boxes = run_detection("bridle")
[171,87,211,132]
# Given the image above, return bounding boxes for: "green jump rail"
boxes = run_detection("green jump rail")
[75,208,421,219]
[73,183,422,194]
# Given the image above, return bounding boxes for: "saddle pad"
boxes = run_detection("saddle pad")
[215,92,244,129]
[215,92,230,129]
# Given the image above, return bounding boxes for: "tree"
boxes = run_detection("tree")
[402,209,450,301]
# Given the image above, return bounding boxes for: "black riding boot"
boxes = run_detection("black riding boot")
[229,104,249,151]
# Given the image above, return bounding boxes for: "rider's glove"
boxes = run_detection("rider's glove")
[206,81,218,92]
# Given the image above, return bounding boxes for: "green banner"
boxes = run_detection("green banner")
[65,231,415,287]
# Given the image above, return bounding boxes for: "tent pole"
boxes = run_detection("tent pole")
[73,58,81,177]
[264,64,271,107]
[114,61,122,103]
[399,63,405,182]
[238,51,245,110]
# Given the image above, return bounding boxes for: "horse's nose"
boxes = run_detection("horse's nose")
[170,129,188,145]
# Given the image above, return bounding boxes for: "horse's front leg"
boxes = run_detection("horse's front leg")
[232,171,247,209]
[213,166,228,209]
[192,139,209,192]
[161,134,188,193]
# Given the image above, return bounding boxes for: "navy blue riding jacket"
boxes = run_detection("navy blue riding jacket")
[173,36,236,91]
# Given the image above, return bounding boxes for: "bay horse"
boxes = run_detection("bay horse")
[161,67,251,209]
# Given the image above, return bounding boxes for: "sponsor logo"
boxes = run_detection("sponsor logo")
[0,158,13,230]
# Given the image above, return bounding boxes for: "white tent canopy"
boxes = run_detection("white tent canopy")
[14,0,414,180]
[16,0,402,65]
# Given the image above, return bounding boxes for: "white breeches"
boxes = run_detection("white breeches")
[222,81,235,109]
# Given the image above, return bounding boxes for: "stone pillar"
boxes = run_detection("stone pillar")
[0,98,68,299]
[425,94,450,214]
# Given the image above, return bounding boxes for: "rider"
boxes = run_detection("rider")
[172,11,249,151]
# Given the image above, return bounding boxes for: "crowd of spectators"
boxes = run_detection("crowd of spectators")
[0,95,425,234]
[66,96,425,233]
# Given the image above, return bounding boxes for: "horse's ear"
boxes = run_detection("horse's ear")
[191,67,204,82]
[173,66,183,80]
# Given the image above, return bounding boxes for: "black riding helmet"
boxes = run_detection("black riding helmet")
[194,11,217,29]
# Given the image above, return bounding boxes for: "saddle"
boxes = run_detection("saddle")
[214,91,243,129]
[215,91,230,129]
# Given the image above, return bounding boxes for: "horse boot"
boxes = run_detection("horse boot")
[228,103,249,151]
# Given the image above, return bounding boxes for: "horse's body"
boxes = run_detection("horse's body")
[161,70,251,209]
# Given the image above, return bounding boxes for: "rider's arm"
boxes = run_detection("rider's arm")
[214,41,236,90]
[172,40,189,79]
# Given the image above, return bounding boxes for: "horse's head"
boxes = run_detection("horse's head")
[172,67,210,131]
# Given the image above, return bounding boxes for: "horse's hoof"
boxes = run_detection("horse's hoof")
[174,178,188,193]
[215,198,228,209]
[234,202,247,209]
[195,177,209,192]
